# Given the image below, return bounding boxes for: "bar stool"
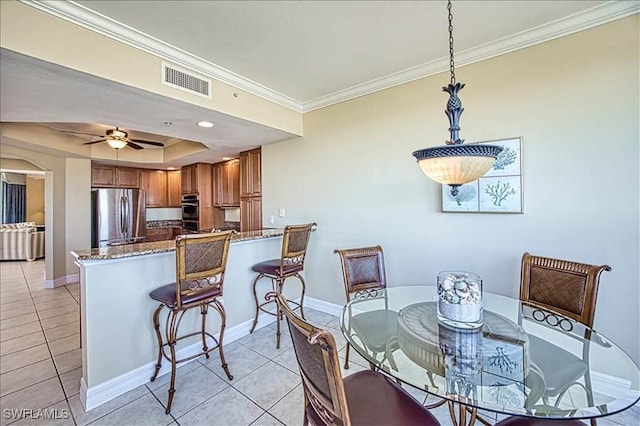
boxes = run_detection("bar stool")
[249,223,316,349]
[149,230,234,414]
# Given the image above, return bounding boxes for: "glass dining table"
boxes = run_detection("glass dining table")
[340,286,640,424]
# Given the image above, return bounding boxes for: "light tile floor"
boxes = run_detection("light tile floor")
[1,260,638,425]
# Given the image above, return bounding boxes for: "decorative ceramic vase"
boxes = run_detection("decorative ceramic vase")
[437,270,483,329]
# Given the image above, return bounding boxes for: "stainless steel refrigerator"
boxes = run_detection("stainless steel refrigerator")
[91,188,146,248]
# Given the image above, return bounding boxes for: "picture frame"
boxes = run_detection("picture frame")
[441,137,524,213]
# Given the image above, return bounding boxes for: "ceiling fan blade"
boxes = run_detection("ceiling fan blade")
[83,139,107,145]
[126,141,144,150]
[61,130,104,137]
[129,139,164,147]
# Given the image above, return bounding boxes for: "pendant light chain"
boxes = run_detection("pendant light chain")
[448,0,456,85]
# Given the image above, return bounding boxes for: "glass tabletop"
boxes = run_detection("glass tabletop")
[340,286,640,420]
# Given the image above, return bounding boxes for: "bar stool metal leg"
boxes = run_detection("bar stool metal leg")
[201,304,209,359]
[165,309,182,414]
[249,273,266,334]
[210,298,233,380]
[295,273,306,320]
[150,304,164,382]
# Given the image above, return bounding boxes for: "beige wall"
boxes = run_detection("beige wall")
[262,16,640,362]
[65,158,91,274]
[26,176,45,225]
[0,1,302,136]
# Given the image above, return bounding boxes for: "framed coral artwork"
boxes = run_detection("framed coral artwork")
[441,137,523,213]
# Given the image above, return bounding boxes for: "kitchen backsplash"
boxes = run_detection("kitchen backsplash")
[147,220,182,228]
[224,208,240,222]
[147,207,181,221]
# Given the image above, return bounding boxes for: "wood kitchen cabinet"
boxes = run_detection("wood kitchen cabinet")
[167,170,182,207]
[146,227,175,242]
[91,164,139,188]
[240,196,262,232]
[240,148,261,197]
[180,163,214,231]
[140,170,167,207]
[213,159,240,207]
[140,170,182,208]
[181,164,199,194]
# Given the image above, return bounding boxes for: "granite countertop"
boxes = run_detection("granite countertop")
[72,228,284,261]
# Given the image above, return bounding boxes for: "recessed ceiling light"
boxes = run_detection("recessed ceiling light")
[197,121,214,128]
[163,121,173,126]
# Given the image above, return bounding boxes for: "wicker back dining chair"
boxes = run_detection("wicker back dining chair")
[249,223,316,348]
[334,245,397,369]
[276,292,440,426]
[514,252,611,426]
[149,231,234,414]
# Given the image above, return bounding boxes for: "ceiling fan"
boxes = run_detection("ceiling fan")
[61,127,164,150]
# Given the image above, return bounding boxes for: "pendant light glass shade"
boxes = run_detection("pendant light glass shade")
[413,144,504,185]
[107,138,127,150]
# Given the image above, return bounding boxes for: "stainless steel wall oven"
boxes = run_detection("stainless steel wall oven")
[181,195,199,220]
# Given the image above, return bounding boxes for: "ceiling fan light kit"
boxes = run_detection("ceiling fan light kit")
[61,126,165,150]
[107,138,127,150]
[412,0,503,196]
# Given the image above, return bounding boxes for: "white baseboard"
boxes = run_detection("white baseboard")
[43,273,78,288]
[304,296,343,317]
[80,311,278,411]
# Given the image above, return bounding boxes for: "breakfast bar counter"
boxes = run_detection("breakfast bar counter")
[71,228,290,411]
[72,228,284,260]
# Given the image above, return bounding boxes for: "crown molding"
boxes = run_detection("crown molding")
[21,0,304,112]
[302,1,639,112]
[22,1,639,115]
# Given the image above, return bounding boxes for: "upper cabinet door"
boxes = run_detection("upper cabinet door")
[167,171,182,207]
[181,165,198,194]
[116,167,140,188]
[141,170,167,207]
[212,163,223,207]
[228,160,240,206]
[240,148,261,197]
[92,165,116,187]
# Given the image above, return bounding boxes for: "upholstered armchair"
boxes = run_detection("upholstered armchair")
[0,222,45,261]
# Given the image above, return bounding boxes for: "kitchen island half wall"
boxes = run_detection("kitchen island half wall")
[71,229,292,411]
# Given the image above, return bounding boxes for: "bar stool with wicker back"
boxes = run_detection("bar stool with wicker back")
[249,223,316,349]
[148,230,234,414]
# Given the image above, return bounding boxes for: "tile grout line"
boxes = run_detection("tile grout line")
[20,263,78,425]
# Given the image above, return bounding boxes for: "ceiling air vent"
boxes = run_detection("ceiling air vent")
[162,63,211,99]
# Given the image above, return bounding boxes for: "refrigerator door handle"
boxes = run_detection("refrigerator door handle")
[120,196,126,235]
[124,196,130,234]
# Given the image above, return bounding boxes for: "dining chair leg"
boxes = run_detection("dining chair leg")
[344,343,350,369]
[201,304,209,359]
[211,299,233,380]
[150,304,164,382]
[249,273,265,334]
[166,341,177,414]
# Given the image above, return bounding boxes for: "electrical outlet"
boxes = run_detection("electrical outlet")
[279,208,285,218]
[269,215,275,224]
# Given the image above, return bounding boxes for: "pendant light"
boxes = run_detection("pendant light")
[412,0,503,196]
